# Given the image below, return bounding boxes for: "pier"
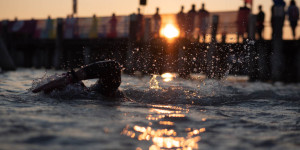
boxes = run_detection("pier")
[0,15,299,82]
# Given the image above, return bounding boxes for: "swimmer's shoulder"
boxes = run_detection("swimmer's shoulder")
[89,83,124,98]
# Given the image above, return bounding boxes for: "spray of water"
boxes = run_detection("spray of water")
[149,75,161,89]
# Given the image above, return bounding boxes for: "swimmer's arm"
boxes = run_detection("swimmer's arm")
[74,60,120,80]
[32,61,119,93]
[74,66,98,80]
[32,75,72,93]
[32,66,102,93]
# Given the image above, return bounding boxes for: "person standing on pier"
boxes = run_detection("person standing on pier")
[186,4,197,39]
[152,7,161,38]
[42,16,54,39]
[108,13,118,38]
[287,0,299,40]
[136,8,145,41]
[89,14,98,39]
[64,15,77,39]
[236,2,251,43]
[271,0,286,39]
[198,3,210,43]
[176,6,186,38]
[256,5,265,40]
[271,0,286,81]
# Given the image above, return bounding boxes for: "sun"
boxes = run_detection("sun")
[161,24,179,39]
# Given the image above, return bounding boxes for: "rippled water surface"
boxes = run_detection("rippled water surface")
[0,69,300,150]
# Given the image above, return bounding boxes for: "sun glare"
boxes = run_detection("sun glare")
[161,24,179,39]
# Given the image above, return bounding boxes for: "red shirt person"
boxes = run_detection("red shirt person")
[108,13,118,38]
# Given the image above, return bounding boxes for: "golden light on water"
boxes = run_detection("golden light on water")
[161,24,179,39]
[122,125,202,150]
[187,128,206,137]
[149,73,176,89]
[150,108,181,114]
[146,114,166,121]
[150,105,184,110]
[121,105,206,150]
[159,121,174,126]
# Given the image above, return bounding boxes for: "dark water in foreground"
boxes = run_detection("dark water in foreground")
[0,69,300,150]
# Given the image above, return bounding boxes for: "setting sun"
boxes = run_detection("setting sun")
[161,24,179,39]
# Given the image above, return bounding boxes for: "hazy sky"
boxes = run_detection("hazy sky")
[1,0,291,20]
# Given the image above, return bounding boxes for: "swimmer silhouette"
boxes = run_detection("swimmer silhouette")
[32,60,121,97]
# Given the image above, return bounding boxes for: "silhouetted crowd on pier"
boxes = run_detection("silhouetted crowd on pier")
[128,0,299,43]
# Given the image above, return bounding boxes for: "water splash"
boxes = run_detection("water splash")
[29,72,62,92]
[29,72,92,99]
[149,75,161,89]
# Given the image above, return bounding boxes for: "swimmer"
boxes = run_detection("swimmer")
[32,60,121,97]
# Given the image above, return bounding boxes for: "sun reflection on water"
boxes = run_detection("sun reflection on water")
[161,73,176,82]
[122,125,202,150]
[121,105,206,150]
[149,73,176,89]
[159,121,174,126]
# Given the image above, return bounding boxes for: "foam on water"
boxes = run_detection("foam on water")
[28,71,300,105]
[121,74,300,106]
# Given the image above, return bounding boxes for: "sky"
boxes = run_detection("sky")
[0,0,282,20]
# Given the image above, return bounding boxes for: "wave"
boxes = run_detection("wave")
[29,73,300,106]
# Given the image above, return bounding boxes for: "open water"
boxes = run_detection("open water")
[0,69,300,150]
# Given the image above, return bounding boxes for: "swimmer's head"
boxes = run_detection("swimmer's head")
[96,70,121,97]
